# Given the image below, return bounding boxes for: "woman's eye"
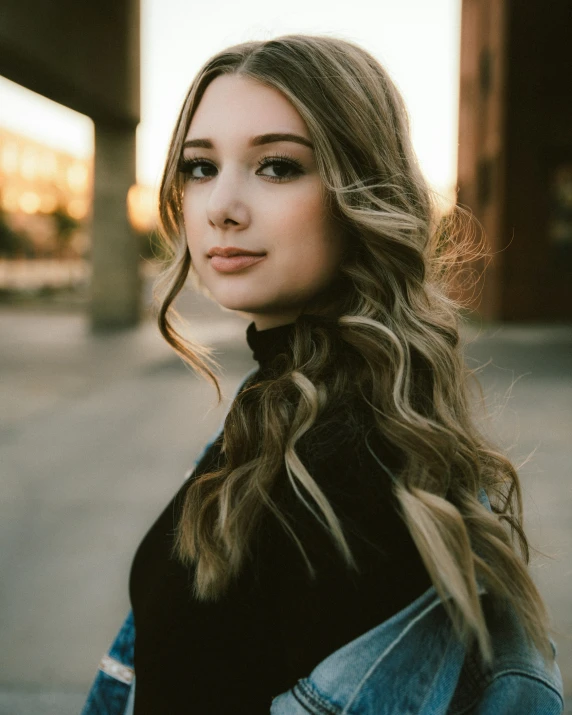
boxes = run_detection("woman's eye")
[257,158,303,182]
[178,158,217,181]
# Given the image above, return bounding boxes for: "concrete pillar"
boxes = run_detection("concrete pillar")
[90,121,140,330]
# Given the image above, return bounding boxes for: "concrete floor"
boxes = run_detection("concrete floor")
[0,298,570,713]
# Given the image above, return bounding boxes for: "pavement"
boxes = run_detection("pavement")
[0,292,571,713]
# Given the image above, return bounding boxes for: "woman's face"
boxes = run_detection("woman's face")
[180,73,346,330]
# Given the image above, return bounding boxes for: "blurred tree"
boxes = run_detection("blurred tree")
[52,206,80,257]
[0,209,34,258]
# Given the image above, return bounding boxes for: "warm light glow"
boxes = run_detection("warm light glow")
[0,126,93,227]
[67,198,89,219]
[67,162,89,192]
[127,183,157,232]
[40,193,58,213]
[20,148,39,180]
[1,142,18,174]
[40,152,58,179]
[19,191,41,214]
[2,190,19,212]
[433,185,458,216]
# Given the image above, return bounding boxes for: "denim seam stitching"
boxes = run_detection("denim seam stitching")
[487,669,564,705]
[292,687,318,714]
[294,680,341,715]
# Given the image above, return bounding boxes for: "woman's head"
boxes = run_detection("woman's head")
[158,34,434,332]
[180,72,347,330]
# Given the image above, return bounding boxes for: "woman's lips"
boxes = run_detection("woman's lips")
[209,254,266,273]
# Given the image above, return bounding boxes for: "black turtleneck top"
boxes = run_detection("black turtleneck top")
[129,320,432,715]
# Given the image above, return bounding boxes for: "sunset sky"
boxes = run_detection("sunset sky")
[0,0,461,202]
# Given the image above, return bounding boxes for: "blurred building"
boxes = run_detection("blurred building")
[0,127,93,258]
[458,0,572,321]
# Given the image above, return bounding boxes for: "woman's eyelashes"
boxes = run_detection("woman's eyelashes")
[177,153,305,183]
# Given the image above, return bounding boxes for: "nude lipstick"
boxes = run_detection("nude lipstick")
[207,246,267,273]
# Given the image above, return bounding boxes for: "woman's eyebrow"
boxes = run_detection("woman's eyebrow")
[182,133,314,150]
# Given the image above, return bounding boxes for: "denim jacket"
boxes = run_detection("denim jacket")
[81,370,564,714]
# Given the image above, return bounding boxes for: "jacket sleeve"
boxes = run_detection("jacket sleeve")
[80,610,135,715]
[451,595,564,715]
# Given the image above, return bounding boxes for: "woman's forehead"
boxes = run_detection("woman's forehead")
[186,74,310,144]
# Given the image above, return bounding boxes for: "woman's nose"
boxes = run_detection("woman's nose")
[206,169,250,229]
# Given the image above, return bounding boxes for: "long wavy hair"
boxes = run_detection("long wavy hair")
[153,34,554,665]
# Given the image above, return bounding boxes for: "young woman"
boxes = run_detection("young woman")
[82,35,563,714]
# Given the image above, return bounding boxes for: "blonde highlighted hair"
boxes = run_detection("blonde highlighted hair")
[152,34,554,666]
